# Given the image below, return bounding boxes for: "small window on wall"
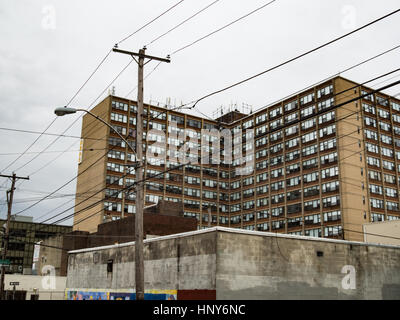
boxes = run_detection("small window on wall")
[107,259,113,273]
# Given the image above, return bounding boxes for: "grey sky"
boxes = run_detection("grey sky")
[0,0,399,225]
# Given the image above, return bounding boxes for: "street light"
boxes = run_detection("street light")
[54,106,145,299]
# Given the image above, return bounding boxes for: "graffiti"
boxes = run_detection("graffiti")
[66,289,177,300]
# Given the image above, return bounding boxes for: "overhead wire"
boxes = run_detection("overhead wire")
[180,8,400,110]
[25,77,400,236]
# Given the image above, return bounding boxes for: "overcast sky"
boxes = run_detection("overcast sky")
[0,0,400,226]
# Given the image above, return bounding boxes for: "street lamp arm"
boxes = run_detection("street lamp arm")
[72,108,137,159]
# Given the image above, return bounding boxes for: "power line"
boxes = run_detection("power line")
[12,59,136,175]
[18,70,400,225]
[65,49,113,107]
[0,127,108,141]
[12,73,400,237]
[170,0,277,55]
[145,0,222,47]
[180,8,400,109]
[116,0,186,45]
[33,79,397,230]
[125,0,277,98]
[0,119,57,174]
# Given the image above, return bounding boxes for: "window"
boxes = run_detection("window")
[365,129,378,141]
[369,184,383,195]
[302,144,318,157]
[286,163,300,175]
[256,136,268,148]
[304,214,321,225]
[364,116,376,128]
[368,170,381,181]
[271,220,285,230]
[380,121,391,132]
[318,98,334,111]
[363,103,375,114]
[319,111,335,124]
[285,112,298,124]
[371,213,385,222]
[305,228,321,238]
[381,147,393,158]
[287,190,301,201]
[270,119,283,130]
[303,171,319,183]
[285,137,299,149]
[287,176,301,187]
[285,124,298,136]
[304,185,319,197]
[323,210,341,222]
[301,119,316,130]
[383,160,394,170]
[271,208,284,217]
[284,100,298,112]
[256,124,268,137]
[320,152,337,165]
[324,226,342,237]
[303,158,318,170]
[256,113,268,125]
[376,96,389,107]
[168,114,184,125]
[271,180,285,191]
[319,125,336,138]
[320,138,336,152]
[322,196,340,208]
[112,101,128,111]
[300,92,315,105]
[257,197,269,208]
[304,200,320,211]
[370,198,384,209]
[111,113,127,123]
[322,181,339,193]
[269,107,282,119]
[321,166,338,179]
[301,105,316,119]
[378,108,390,119]
[317,85,333,99]
[271,193,284,204]
[257,222,269,231]
[367,156,380,168]
[286,150,300,162]
[302,131,317,143]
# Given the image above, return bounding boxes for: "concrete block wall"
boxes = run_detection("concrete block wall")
[66,230,217,293]
[216,229,400,299]
[66,228,400,300]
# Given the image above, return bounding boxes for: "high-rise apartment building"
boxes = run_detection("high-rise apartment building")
[73,76,400,241]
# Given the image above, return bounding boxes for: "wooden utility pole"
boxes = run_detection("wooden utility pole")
[0,173,29,300]
[112,46,170,300]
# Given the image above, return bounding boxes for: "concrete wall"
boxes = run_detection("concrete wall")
[66,229,217,299]
[65,227,400,300]
[363,220,400,246]
[216,229,400,299]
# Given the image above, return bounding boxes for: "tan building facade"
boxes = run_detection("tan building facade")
[363,220,400,246]
[73,76,400,241]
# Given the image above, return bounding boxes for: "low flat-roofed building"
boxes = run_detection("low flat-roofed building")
[65,227,400,300]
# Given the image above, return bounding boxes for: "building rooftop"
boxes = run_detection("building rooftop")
[69,226,400,254]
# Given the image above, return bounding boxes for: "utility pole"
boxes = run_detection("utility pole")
[112,46,170,300]
[0,173,29,300]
